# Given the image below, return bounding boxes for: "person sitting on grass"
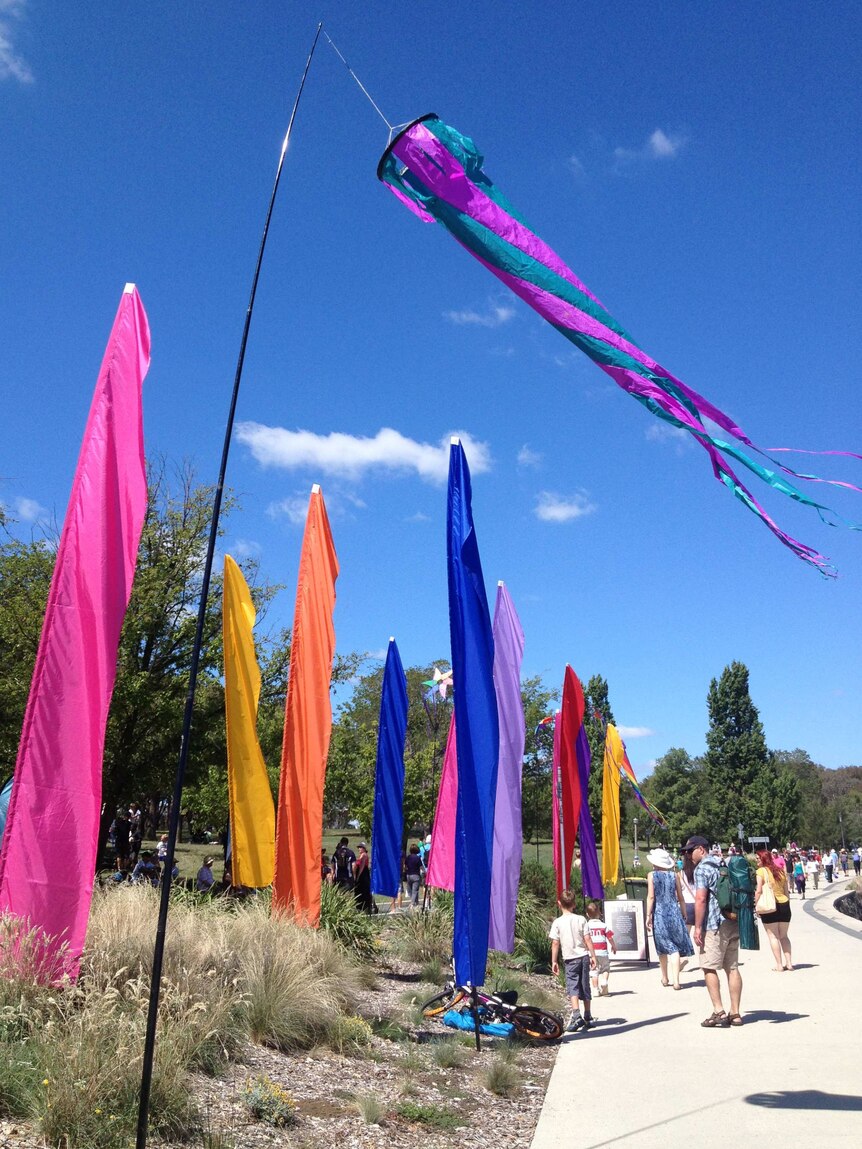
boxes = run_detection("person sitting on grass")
[196,855,216,894]
[549,888,597,1033]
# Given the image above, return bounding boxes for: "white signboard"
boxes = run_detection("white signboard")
[604,898,650,962]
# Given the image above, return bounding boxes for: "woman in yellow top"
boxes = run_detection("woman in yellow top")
[755,848,793,971]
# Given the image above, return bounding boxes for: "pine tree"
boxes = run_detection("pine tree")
[703,661,770,843]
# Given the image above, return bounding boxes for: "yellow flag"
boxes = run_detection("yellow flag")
[601,724,623,887]
[223,555,275,888]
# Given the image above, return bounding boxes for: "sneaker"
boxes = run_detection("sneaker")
[571,1017,587,1032]
[565,1013,580,1032]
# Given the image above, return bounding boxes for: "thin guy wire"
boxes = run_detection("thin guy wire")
[322,30,392,130]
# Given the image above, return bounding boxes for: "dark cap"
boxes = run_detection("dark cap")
[681,835,710,852]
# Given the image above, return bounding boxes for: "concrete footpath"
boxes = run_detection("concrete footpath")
[530,878,862,1148]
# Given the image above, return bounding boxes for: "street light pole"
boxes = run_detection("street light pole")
[633,816,640,870]
[737,822,745,854]
[839,811,846,850]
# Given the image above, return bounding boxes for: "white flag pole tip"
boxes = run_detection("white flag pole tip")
[124,283,136,293]
[389,635,395,643]
[311,483,321,494]
[498,580,504,587]
[450,435,461,446]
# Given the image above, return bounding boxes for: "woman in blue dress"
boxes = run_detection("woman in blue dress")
[646,847,694,989]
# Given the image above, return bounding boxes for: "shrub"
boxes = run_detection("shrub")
[354,1092,386,1124]
[513,891,552,972]
[393,908,452,964]
[243,1075,297,1127]
[329,1014,373,1054]
[395,1100,464,1130]
[429,1038,466,1069]
[519,859,557,908]
[482,1056,520,1097]
[319,882,379,958]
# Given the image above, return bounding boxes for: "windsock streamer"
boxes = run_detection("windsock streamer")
[379,116,861,576]
[0,285,150,980]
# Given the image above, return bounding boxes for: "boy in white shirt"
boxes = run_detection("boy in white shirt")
[549,889,598,1032]
[585,901,617,996]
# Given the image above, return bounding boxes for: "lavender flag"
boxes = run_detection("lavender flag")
[488,583,525,952]
[576,726,604,900]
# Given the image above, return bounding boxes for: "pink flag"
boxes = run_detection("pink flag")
[425,713,457,891]
[0,285,150,980]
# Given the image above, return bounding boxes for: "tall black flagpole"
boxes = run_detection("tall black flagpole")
[135,24,323,1149]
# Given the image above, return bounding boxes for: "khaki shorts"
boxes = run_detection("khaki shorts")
[701,920,739,972]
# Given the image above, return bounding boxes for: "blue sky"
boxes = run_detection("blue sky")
[2,2,860,774]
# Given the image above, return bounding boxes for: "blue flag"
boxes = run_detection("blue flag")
[447,440,499,986]
[370,639,408,898]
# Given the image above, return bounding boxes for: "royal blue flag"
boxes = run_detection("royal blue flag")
[447,439,499,986]
[370,639,408,898]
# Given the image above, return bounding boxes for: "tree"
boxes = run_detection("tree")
[641,748,707,846]
[703,661,773,842]
[518,676,558,851]
[584,675,616,832]
[0,522,54,778]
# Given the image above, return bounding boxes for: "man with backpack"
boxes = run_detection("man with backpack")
[331,837,356,890]
[684,834,743,1028]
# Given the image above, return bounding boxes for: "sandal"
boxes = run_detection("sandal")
[661,979,670,987]
[701,1011,730,1028]
[727,1013,743,1026]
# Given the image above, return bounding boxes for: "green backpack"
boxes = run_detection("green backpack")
[715,863,737,920]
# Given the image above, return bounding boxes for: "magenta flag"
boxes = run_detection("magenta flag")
[425,713,457,891]
[0,285,150,980]
[488,583,525,953]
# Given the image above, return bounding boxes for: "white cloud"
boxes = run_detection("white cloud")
[617,725,656,740]
[231,538,261,559]
[405,511,431,523]
[614,128,686,165]
[517,445,542,468]
[648,129,681,158]
[645,423,691,454]
[266,497,309,526]
[2,495,47,522]
[444,303,516,328]
[534,491,596,523]
[0,1,33,83]
[238,424,491,484]
[568,154,586,180]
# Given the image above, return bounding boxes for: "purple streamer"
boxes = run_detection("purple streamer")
[488,584,525,953]
[575,726,604,900]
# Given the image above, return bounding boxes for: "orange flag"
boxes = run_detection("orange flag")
[273,486,338,924]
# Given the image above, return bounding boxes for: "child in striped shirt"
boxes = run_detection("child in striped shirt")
[585,901,616,997]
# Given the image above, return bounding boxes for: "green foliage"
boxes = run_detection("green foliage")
[642,748,707,846]
[585,675,616,832]
[393,906,453,964]
[319,881,379,959]
[329,1014,374,1054]
[481,1056,520,1097]
[520,676,559,843]
[354,1093,386,1124]
[513,891,552,972]
[519,859,557,909]
[395,1101,465,1130]
[243,1075,297,1127]
[428,1038,467,1069]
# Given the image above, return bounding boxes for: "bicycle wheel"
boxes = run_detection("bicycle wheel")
[509,1006,564,1041]
[421,986,467,1017]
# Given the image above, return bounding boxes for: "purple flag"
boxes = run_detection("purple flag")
[576,727,604,900]
[488,583,525,952]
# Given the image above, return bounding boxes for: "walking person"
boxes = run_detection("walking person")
[805,853,820,891]
[585,901,616,997]
[853,847,861,877]
[755,848,793,970]
[646,847,694,990]
[353,843,373,914]
[839,848,849,877]
[792,855,806,897]
[824,849,834,883]
[549,888,598,1032]
[685,834,743,1027]
[404,843,424,908]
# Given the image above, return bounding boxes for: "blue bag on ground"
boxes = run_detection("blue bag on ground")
[442,1008,513,1037]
